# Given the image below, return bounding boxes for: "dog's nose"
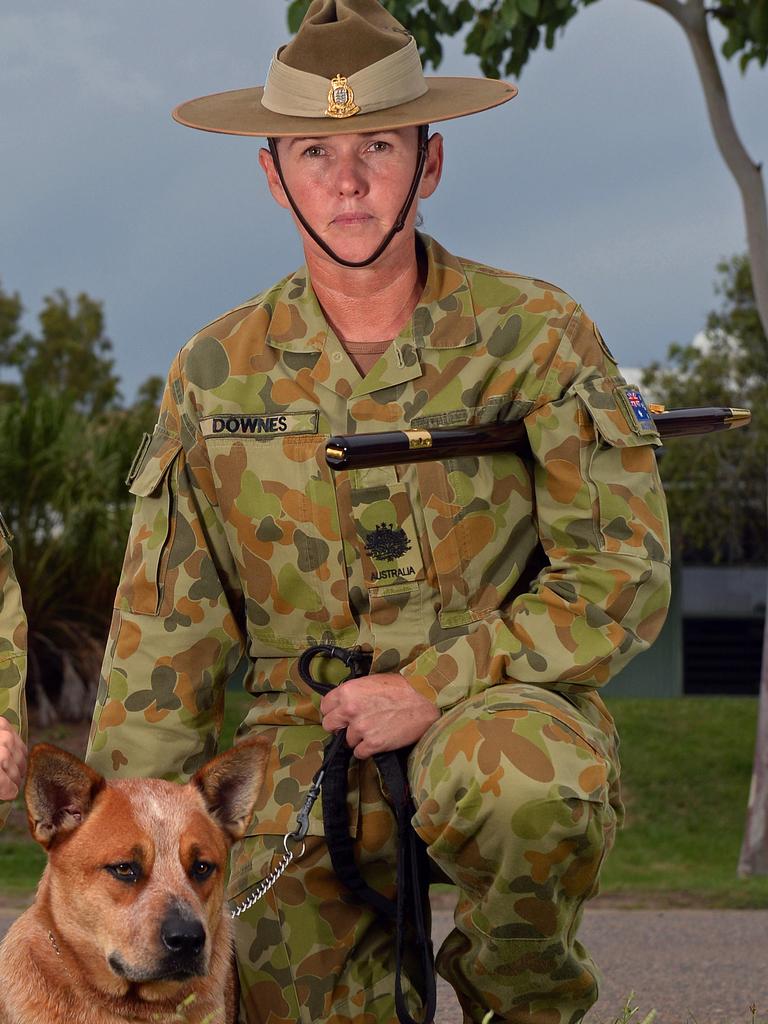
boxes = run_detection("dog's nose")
[160,914,205,957]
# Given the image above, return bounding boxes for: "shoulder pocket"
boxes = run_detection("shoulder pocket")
[118,430,183,615]
[573,377,661,448]
[127,430,184,495]
[573,378,669,559]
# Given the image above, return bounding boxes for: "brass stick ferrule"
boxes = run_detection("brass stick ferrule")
[724,408,752,430]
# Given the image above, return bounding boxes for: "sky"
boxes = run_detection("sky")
[1,0,766,402]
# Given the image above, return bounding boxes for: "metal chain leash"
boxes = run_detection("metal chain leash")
[230,833,307,918]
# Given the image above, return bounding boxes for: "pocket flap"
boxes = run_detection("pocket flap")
[126,430,183,496]
[573,378,661,448]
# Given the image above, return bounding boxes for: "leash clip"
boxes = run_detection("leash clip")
[290,768,325,842]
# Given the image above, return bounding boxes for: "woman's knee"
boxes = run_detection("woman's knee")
[409,695,615,869]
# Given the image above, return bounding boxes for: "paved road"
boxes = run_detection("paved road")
[576,908,768,1023]
[430,902,768,1024]
[3,897,767,1023]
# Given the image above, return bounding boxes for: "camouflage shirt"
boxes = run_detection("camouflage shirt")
[0,513,28,828]
[86,234,670,837]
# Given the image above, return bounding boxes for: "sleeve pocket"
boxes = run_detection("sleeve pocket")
[573,377,661,449]
[117,430,183,615]
[573,379,669,560]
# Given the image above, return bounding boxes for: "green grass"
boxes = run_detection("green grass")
[599,697,768,907]
[0,841,46,897]
[3,695,768,906]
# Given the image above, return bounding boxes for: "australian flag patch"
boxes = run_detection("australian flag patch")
[617,386,657,435]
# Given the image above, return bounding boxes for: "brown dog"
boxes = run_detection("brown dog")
[0,738,269,1024]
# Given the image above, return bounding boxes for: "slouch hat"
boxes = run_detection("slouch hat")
[173,0,516,137]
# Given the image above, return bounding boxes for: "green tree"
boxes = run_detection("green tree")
[287,0,768,340]
[641,253,767,565]
[132,374,165,419]
[0,281,24,404]
[643,255,768,876]
[0,392,137,722]
[0,281,162,721]
[2,287,122,414]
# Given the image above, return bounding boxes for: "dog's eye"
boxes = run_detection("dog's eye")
[106,862,141,883]
[191,860,215,881]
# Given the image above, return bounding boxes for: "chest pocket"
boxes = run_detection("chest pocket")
[415,442,538,629]
[205,432,356,654]
[344,470,426,590]
[118,429,183,616]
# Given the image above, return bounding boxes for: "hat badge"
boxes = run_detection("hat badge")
[326,74,361,118]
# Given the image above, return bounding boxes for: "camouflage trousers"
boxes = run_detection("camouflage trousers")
[230,684,622,1024]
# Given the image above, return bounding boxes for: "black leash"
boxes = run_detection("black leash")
[297,644,437,1024]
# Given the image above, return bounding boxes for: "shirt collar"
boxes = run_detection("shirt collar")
[265,266,327,354]
[265,233,479,355]
[412,233,479,350]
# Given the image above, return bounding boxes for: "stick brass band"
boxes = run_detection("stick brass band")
[407,430,433,450]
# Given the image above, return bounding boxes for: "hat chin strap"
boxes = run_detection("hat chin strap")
[267,125,429,269]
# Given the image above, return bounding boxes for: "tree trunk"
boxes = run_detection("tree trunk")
[641,0,768,874]
[641,0,768,338]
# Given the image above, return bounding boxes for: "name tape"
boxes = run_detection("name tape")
[201,412,319,439]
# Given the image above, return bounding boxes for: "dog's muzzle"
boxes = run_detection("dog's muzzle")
[108,912,208,982]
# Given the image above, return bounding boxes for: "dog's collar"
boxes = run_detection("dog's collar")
[47,928,76,984]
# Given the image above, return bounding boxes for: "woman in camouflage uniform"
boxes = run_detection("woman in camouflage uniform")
[0,513,27,825]
[86,2,671,1021]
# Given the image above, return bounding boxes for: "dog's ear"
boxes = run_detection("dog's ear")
[192,737,270,843]
[25,744,106,849]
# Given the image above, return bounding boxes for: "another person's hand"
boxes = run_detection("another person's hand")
[320,673,439,758]
[0,718,27,800]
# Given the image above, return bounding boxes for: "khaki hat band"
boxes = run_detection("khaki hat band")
[262,36,428,120]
